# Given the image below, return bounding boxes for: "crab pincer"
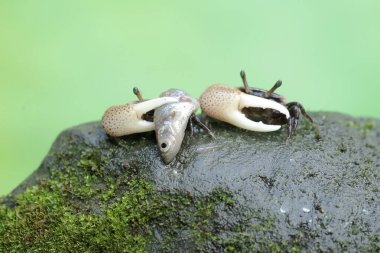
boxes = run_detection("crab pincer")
[101,90,179,137]
[238,70,314,139]
[199,85,290,132]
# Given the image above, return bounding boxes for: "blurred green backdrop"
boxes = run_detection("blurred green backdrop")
[1,0,379,195]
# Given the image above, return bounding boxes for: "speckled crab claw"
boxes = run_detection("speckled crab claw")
[199,85,290,132]
[101,96,179,137]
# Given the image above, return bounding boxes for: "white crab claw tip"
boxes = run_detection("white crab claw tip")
[239,93,290,119]
[134,96,179,116]
[228,111,282,132]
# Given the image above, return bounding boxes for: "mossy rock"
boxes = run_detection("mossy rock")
[1,112,380,252]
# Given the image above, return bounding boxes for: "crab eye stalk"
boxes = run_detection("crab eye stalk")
[240,70,251,94]
[240,70,246,79]
[264,80,282,98]
[133,87,144,102]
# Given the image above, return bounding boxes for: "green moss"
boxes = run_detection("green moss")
[0,142,315,252]
[0,177,152,252]
[0,174,236,252]
[0,146,153,252]
[346,119,377,138]
[314,128,322,141]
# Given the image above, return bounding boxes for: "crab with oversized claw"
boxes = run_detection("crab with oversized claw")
[101,87,179,137]
[199,71,313,139]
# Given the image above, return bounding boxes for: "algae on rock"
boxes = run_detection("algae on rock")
[1,112,380,252]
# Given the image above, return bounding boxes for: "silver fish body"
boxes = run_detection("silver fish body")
[154,89,199,164]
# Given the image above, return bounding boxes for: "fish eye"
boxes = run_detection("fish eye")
[160,141,170,152]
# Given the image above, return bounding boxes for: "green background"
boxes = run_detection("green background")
[1,0,379,196]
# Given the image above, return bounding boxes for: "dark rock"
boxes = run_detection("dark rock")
[1,112,380,252]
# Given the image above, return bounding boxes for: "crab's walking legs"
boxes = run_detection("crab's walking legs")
[190,115,215,139]
[286,102,314,139]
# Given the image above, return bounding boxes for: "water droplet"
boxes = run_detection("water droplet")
[280,203,289,213]
[363,209,369,214]
[289,158,295,163]
[302,207,311,213]
[173,170,178,175]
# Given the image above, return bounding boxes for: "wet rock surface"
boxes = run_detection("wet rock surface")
[1,112,380,252]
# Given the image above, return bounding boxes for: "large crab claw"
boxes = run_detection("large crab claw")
[199,85,290,132]
[101,97,179,137]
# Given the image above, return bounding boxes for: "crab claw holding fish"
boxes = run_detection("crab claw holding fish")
[101,96,179,137]
[199,85,290,132]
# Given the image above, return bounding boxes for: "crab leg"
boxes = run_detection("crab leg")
[190,114,215,138]
[200,85,290,132]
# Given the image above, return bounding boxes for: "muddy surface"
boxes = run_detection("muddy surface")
[4,112,380,252]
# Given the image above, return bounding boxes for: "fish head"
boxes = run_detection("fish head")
[156,121,182,164]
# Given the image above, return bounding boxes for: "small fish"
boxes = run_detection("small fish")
[154,89,200,164]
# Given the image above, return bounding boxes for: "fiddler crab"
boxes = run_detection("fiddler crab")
[101,71,313,164]
[102,87,213,164]
[101,87,178,137]
[199,70,313,139]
